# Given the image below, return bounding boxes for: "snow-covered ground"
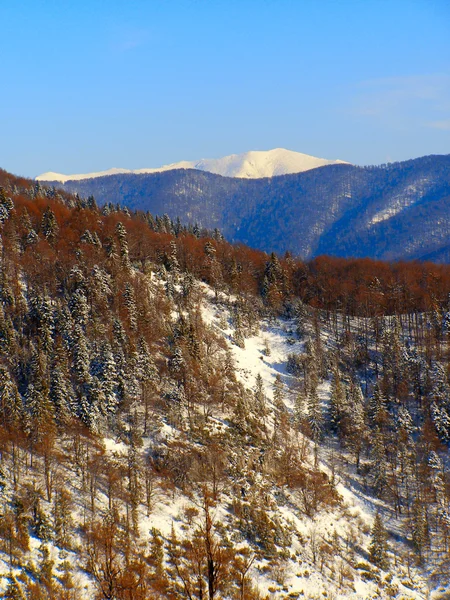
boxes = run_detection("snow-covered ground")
[200,288,433,599]
[1,284,447,599]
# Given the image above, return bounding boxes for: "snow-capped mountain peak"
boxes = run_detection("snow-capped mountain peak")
[36,148,349,183]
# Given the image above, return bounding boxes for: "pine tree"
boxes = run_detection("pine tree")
[69,288,89,331]
[369,512,389,569]
[168,346,185,385]
[0,365,23,427]
[116,221,131,270]
[370,428,388,498]
[294,390,306,427]
[346,381,366,470]
[410,497,429,561]
[0,187,14,224]
[91,341,118,414]
[0,305,16,357]
[53,487,73,549]
[368,382,389,431]
[137,337,157,383]
[329,367,346,434]
[72,324,91,387]
[40,207,59,244]
[123,282,138,331]
[254,373,267,419]
[49,364,73,422]
[431,402,450,442]
[273,375,286,416]
[307,387,323,443]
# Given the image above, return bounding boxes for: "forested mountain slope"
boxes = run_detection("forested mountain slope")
[39,154,450,261]
[1,168,450,598]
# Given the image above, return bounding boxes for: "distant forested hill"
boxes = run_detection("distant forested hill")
[41,154,450,261]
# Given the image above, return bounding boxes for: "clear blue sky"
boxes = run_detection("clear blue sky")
[1,0,449,178]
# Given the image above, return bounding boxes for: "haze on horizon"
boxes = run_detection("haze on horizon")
[1,0,449,179]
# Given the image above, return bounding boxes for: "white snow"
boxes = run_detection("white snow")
[199,290,428,599]
[368,178,431,226]
[0,282,440,599]
[36,148,349,183]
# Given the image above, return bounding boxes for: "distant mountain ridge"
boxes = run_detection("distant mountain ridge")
[38,154,450,262]
[36,148,348,182]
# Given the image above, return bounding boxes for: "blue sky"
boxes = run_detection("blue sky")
[1,0,449,177]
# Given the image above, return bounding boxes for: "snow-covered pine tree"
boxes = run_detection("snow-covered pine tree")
[40,207,59,245]
[369,511,389,569]
[370,427,389,498]
[329,367,346,434]
[115,221,131,271]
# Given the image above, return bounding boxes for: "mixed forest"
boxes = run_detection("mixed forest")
[44,153,450,262]
[0,167,450,598]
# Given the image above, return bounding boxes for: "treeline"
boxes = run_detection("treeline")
[3,168,450,320]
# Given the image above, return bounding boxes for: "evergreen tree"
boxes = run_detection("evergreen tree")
[293,390,306,427]
[69,288,89,331]
[254,373,267,420]
[329,367,346,434]
[40,207,59,244]
[49,364,73,422]
[72,324,91,388]
[370,428,388,498]
[0,187,14,224]
[0,365,23,427]
[115,221,131,270]
[0,305,16,357]
[410,497,429,561]
[123,282,138,331]
[307,387,323,443]
[369,512,389,569]
[368,382,389,431]
[346,381,366,469]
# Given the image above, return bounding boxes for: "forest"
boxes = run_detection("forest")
[43,153,450,262]
[0,167,450,598]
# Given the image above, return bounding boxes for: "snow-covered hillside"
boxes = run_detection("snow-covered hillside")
[36,148,348,183]
[200,289,433,599]
[2,172,450,599]
[0,283,435,599]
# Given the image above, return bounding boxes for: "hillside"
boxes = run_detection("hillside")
[0,169,450,598]
[39,154,450,262]
[36,148,347,183]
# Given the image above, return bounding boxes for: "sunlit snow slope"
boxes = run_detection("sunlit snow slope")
[36,148,348,182]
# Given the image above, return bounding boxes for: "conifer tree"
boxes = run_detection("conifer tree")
[115,221,131,270]
[371,428,388,498]
[329,367,346,434]
[346,380,366,469]
[0,187,14,224]
[411,497,430,561]
[123,282,138,331]
[254,373,268,423]
[308,387,323,443]
[369,512,389,569]
[0,365,23,427]
[40,207,59,244]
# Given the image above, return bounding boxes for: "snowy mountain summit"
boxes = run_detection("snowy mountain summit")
[36,148,348,183]
[177,148,349,179]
